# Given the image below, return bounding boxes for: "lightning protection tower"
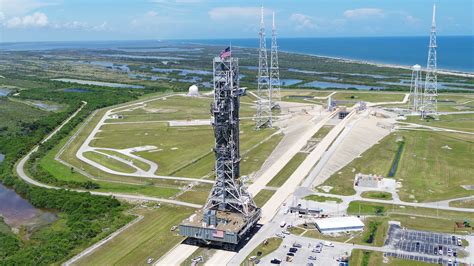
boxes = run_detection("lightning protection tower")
[256,6,272,129]
[179,55,261,250]
[421,4,438,118]
[270,12,281,107]
[409,64,423,112]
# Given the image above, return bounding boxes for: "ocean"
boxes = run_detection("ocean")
[1,36,472,72]
[187,36,474,73]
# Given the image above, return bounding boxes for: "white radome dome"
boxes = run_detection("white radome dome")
[188,84,199,96]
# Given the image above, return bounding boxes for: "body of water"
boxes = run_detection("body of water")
[2,37,472,72]
[189,36,474,73]
[0,88,10,97]
[300,80,384,90]
[0,183,57,228]
[52,78,144,89]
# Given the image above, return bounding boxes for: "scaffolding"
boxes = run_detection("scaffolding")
[179,55,261,250]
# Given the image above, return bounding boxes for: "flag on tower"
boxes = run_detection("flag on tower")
[220,46,231,59]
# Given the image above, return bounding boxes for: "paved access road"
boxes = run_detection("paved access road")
[15,101,202,209]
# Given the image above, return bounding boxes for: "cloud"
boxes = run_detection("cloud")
[208,7,265,21]
[290,13,317,31]
[6,12,49,28]
[343,8,385,19]
[0,0,55,16]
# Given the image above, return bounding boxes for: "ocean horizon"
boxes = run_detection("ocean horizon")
[187,36,474,73]
[1,36,473,73]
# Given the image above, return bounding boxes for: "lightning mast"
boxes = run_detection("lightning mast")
[421,4,438,118]
[270,12,281,106]
[256,6,272,129]
[409,64,423,112]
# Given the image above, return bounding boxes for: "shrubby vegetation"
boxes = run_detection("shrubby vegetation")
[0,75,171,264]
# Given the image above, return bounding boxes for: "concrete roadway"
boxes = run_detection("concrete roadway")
[156,106,338,265]
[75,94,214,184]
[15,101,202,209]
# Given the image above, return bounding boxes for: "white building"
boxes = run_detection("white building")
[315,216,364,234]
[187,84,199,97]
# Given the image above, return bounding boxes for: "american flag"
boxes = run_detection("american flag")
[220,46,231,59]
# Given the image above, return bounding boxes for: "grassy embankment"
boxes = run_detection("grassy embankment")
[243,237,283,265]
[360,191,393,200]
[321,131,474,202]
[75,205,193,266]
[405,113,474,133]
[349,249,434,266]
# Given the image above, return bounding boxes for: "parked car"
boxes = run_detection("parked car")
[323,241,334,247]
[146,258,154,264]
[313,245,322,253]
[280,221,287,228]
[282,230,290,235]
[287,252,295,257]
[293,242,302,248]
[275,233,285,238]
[308,256,317,260]
[434,247,438,255]
[457,238,463,246]
[270,258,282,264]
[289,247,298,253]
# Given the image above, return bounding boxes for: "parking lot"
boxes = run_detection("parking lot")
[384,224,465,263]
[384,252,461,265]
[257,234,351,266]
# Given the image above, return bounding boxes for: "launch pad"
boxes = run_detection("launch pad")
[179,55,261,250]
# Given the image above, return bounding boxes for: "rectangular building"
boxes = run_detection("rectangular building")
[315,216,364,234]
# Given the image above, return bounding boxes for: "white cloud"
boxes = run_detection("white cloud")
[208,7,266,21]
[290,13,317,31]
[92,22,108,31]
[6,12,49,28]
[0,0,55,16]
[146,11,158,17]
[343,8,385,19]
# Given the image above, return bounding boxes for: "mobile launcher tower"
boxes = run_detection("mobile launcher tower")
[179,55,261,250]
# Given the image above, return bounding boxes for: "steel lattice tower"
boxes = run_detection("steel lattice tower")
[255,6,272,129]
[270,12,281,106]
[409,64,423,112]
[421,4,438,118]
[205,56,259,218]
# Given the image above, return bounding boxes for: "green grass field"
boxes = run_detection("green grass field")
[360,191,393,200]
[83,151,137,173]
[321,131,474,202]
[332,91,405,102]
[243,237,283,265]
[267,153,307,187]
[405,113,474,133]
[303,194,343,203]
[75,205,193,266]
[348,201,474,234]
[253,189,276,207]
[97,149,151,171]
[449,199,474,209]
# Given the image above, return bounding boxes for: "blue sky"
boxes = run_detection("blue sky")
[0,0,472,42]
